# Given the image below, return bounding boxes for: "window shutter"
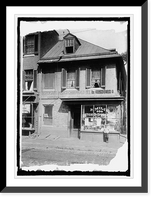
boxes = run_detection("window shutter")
[75,68,80,89]
[33,70,37,90]
[22,71,25,90]
[101,67,106,87]
[86,68,91,88]
[34,34,38,53]
[119,72,122,94]
[62,68,67,89]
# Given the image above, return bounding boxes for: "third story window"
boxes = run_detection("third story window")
[65,39,74,54]
[23,34,38,55]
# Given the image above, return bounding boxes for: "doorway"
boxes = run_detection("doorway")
[70,104,81,129]
[69,104,81,138]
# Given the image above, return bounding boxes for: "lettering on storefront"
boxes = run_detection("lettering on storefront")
[42,89,115,98]
[91,90,114,94]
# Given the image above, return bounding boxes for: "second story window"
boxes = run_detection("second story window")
[86,67,106,89]
[67,71,75,89]
[62,68,80,90]
[23,34,38,55]
[92,69,101,88]
[23,69,37,92]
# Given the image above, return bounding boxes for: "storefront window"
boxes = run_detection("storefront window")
[22,103,34,128]
[81,104,121,132]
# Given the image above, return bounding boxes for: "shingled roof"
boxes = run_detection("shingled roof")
[38,33,121,63]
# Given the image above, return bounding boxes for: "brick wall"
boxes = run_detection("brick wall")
[39,98,69,137]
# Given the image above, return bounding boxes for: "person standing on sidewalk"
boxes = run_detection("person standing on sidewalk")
[102,124,110,142]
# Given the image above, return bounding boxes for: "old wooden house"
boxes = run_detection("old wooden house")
[36,32,126,141]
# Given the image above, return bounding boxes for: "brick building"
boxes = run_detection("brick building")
[22,30,69,135]
[36,32,127,141]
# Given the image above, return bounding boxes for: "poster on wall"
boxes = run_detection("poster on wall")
[22,104,30,114]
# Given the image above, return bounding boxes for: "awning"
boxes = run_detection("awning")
[22,92,39,103]
[61,97,125,104]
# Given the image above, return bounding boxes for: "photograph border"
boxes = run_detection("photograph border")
[4,2,148,193]
[17,16,130,177]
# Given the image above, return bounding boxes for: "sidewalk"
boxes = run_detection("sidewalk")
[22,132,125,154]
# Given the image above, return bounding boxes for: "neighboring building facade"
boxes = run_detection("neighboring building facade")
[22,30,63,135]
[37,33,127,141]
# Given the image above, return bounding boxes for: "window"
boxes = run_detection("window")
[81,105,106,132]
[86,67,106,89]
[92,69,101,87]
[65,39,74,54]
[43,105,53,125]
[22,103,34,128]
[23,70,33,91]
[67,71,75,88]
[81,104,121,132]
[43,68,55,89]
[24,34,38,55]
[62,68,80,90]
[23,69,37,91]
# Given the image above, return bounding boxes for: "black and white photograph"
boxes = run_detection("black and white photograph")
[5,4,148,193]
[18,18,129,174]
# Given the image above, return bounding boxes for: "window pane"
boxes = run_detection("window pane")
[92,70,100,79]
[67,71,75,88]
[25,35,35,54]
[106,105,121,132]
[25,70,33,81]
[92,69,101,87]
[66,46,73,53]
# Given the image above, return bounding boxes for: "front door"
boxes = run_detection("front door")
[70,105,81,138]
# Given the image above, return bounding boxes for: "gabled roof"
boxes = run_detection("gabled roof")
[38,33,121,63]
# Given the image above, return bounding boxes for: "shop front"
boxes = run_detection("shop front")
[65,99,124,142]
[81,104,121,133]
[22,94,39,136]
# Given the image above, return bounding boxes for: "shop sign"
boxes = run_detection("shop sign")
[22,104,30,113]
[91,89,114,94]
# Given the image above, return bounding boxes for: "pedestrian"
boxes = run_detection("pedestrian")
[102,125,109,142]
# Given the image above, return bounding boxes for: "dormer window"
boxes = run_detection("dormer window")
[63,33,81,54]
[65,39,74,54]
